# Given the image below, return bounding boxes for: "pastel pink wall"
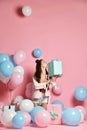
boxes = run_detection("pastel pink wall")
[0,0,87,108]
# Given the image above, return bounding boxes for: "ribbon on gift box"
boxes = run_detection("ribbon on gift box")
[50,105,58,120]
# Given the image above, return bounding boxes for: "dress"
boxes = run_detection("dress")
[32,78,50,104]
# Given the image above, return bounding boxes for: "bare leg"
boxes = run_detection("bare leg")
[41,103,47,109]
[34,103,39,107]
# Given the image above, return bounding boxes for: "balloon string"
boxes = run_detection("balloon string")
[7,83,14,105]
[8,90,14,105]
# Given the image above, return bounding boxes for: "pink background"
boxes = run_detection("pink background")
[0,0,87,110]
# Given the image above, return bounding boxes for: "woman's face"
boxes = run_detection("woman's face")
[41,60,47,68]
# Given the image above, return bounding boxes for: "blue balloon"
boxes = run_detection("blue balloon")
[74,86,87,101]
[16,111,23,114]
[12,113,26,129]
[62,107,67,112]
[0,60,14,77]
[62,108,81,126]
[52,100,65,110]
[0,53,9,64]
[30,106,44,123]
[33,48,42,58]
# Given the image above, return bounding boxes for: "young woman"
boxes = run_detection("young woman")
[32,59,50,109]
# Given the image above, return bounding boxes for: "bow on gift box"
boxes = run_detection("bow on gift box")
[50,105,58,120]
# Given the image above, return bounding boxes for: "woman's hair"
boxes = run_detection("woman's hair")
[34,59,42,83]
[34,59,48,83]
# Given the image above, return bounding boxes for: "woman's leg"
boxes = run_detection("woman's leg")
[41,103,47,109]
[34,103,39,107]
[33,99,40,107]
[41,97,49,109]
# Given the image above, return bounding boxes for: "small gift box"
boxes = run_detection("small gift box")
[47,104,62,125]
[48,59,62,76]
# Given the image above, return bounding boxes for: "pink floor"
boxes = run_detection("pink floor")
[0,121,87,130]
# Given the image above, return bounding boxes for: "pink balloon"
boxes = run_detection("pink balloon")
[10,72,24,85]
[8,80,18,90]
[26,82,33,90]
[15,102,20,111]
[52,85,62,95]
[14,50,26,65]
[35,110,51,127]
[25,83,33,99]
[75,106,87,119]
[0,102,4,110]
[22,112,31,126]
[25,88,32,99]
[0,109,3,121]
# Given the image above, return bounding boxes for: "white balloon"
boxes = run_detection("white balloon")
[13,95,24,104]
[14,66,24,75]
[20,99,34,113]
[1,110,16,127]
[22,6,32,16]
[79,111,85,123]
